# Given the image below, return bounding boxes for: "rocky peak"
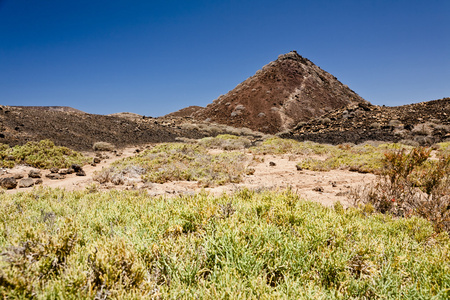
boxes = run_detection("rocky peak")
[190,51,367,134]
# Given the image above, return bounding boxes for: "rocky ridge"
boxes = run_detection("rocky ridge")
[281,98,450,145]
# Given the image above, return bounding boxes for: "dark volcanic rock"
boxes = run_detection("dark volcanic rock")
[190,51,366,134]
[0,105,208,151]
[0,177,17,189]
[283,98,450,145]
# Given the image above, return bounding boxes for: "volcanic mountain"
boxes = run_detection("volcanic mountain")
[188,51,367,134]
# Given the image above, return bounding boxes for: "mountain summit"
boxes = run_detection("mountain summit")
[190,51,367,133]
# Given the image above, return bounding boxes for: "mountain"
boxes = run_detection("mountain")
[190,51,366,133]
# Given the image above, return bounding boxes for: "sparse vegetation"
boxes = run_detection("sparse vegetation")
[94,143,251,186]
[297,143,413,173]
[353,147,450,233]
[250,137,336,155]
[0,188,449,298]
[0,140,89,169]
[198,134,252,150]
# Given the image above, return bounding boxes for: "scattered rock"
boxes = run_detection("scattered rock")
[313,186,324,192]
[50,167,59,174]
[76,169,86,176]
[35,178,43,185]
[18,178,34,188]
[269,161,276,166]
[28,170,41,178]
[93,157,101,164]
[12,173,24,180]
[0,177,17,189]
[296,165,303,171]
[71,164,83,172]
[59,169,70,175]
[46,173,65,180]
[330,181,337,187]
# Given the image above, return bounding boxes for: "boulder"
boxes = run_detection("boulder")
[49,167,59,174]
[28,170,41,178]
[46,173,65,180]
[76,169,86,176]
[71,164,83,172]
[59,169,70,175]
[18,178,34,188]
[0,177,17,189]
[12,173,24,179]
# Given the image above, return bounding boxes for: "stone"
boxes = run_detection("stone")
[93,157,101,164]
[50,167,59,173]
[59,169,70,175]
[269,161,276,166]
[76,169,86,176]
[296,165,303,171]
[71,164,83,172]
[28,170,41,178]
[0,177,17,189]
[46,173,65,180]
[18,178,34,188]
[35,179,43,185]
[313,186,324,192]
[12,173,24,180]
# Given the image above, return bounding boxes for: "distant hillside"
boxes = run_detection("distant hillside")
[0,106,207,151]
[189,51,366,133]
[281,98,450,145]
[12,106,85,113]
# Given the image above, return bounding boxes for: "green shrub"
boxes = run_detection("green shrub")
[198,134,252,150]
[0,140,89,169]
[0,188,449,298]
[353,147,450,233]
[94,143,251,186]
[297,143,412,173]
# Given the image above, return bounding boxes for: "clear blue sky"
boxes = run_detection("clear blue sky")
[1,0,449,116]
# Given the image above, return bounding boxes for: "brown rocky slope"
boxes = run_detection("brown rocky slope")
[0,106,210,151]
[280,98,450,145]
[189,51,366,133]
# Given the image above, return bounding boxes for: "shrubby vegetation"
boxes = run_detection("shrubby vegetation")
[353,147,450,233]
[94,143,252,186]
[0,188,449,298]
[250,137,337,155]
[297,143,413,173]
[0,140,88,169]
[198,134,252,150]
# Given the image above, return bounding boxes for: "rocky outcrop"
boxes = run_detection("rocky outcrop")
[190,51,366,133]
[282,98,450,145]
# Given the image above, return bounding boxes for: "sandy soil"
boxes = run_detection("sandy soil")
[3,146,376,207]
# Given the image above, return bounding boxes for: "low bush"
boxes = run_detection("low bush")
[352,147,450,233]
[0,140,89,169]
[250,137,336,155]
[198,134,251,150]
[297,143,411,173]
[0,188,448,298]
[94,143,251,186]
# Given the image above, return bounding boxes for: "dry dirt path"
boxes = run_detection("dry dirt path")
[4,147,376,207]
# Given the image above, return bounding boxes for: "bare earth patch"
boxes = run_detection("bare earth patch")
[5,146,376,207]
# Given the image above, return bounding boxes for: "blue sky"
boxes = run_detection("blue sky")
[1,0,448,116]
